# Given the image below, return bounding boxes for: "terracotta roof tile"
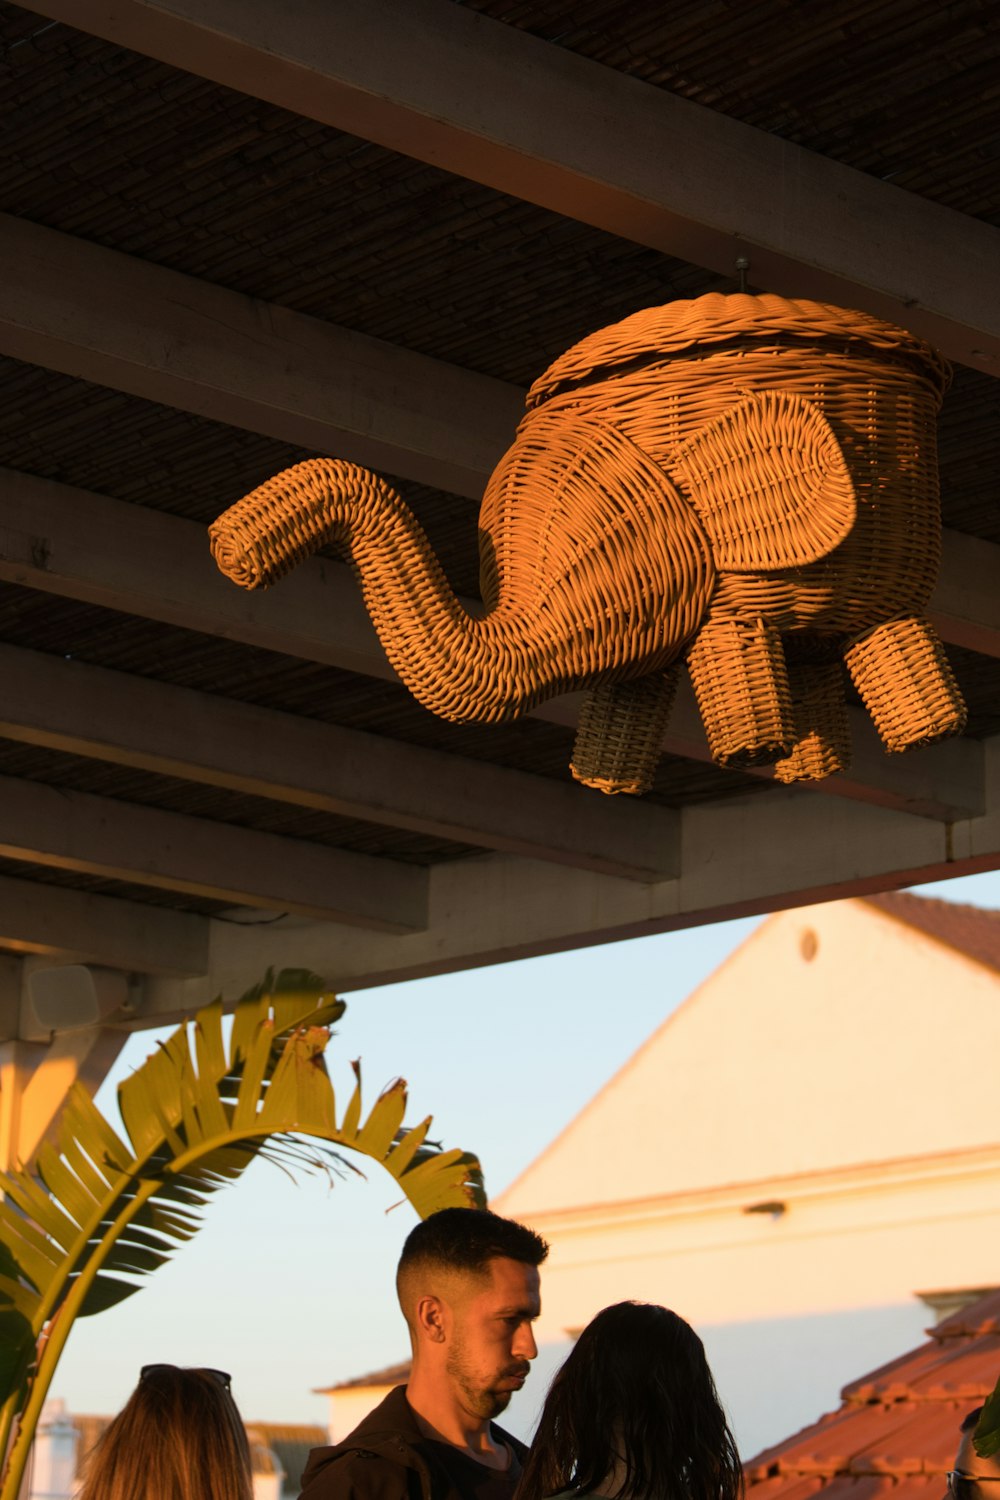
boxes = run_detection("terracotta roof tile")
[863,1404,969,1474]
[845,1332,1000,1402]
[750,1411,868,1479]
[812,1479,911,1500]
[745,1292,1000,1496]
[316,1358,411,1392]
[746,1478,824,1500]
[871,1482,946,1500]
[932,1291,1000,1338]
[862,893,1000,975]
[245,1425,327,1489]
[820,1480,942,1500]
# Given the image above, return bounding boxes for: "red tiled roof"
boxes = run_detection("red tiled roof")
[245,1424,327,1487]
[863,892,1000,975]
[73,1415,326,1481]
[746,1290,1000,1494]
[316,1358,411,1393]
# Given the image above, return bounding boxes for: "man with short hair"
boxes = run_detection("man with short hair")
[299,1208,548,1500]
[946,1407,1000,1500]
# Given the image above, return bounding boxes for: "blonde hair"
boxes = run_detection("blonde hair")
[77,1365,253,1500]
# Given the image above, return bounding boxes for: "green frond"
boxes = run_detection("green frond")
[975,1374,1000,1458]
[340,1058,364,1139]
[0,968,485,1500]
[0,1307,32,1409]
[355,1079,408,1161]
[256,1025,337,1135]
[385,1117,433,1178]
[77,1275,143,1317]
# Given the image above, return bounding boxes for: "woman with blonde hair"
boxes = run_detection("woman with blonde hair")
[517,1302,742,1500]
[77,1363,253,1500]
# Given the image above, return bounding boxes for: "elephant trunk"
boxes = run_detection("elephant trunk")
[209,458,525,723]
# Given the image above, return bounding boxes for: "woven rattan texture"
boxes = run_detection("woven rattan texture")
[774,663,852,784]
[211,415,716,726]
[0,581,770,810]
[687,618,796,769]
[212,292,966,794]
[570,673,680,795]
[845,618,967,753]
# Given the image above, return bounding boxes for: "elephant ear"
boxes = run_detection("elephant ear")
[667,391,856,571]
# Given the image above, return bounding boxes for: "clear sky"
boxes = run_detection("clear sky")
[47,868,1000,1434]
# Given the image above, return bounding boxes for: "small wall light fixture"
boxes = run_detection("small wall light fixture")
[743,1200,787,1220]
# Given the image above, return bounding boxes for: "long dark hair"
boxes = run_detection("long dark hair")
[516,1302,742,1500]
[77,1365,253,1500]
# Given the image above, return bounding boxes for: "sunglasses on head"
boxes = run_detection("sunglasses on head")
[140,1364,231,1390]
[947,1474,1000,1500]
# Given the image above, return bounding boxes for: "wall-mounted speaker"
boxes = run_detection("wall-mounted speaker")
[26,965,128,1033]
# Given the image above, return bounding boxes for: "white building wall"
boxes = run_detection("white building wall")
[325,1384,397,1444]
[29,1401,79,1500]
[495,898,1000,1456]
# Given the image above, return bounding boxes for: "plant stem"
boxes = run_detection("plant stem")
[0,1183,158,1500]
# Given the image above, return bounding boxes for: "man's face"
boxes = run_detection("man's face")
[443,1256,541,1420]
[948,1431,1000,1500]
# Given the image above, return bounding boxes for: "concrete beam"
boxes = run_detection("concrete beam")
[929,529,1000,660]
[0,213,521,499]
[0,468,991,821]
[0,872,208,975]
[0,465,385,676]
[0,774,428,932]
[137,738,1000,1012]
[0,644,680,883]
[18,0,1000,371]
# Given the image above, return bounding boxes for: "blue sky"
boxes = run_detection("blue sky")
[48,868,1000,1430]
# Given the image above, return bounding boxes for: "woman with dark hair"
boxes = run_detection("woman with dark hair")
[516,1302,743,1500]
[77,1363,253,1500]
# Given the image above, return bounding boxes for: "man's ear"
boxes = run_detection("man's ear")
[414,1293,448,1344]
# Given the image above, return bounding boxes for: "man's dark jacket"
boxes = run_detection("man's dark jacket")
[299,1386,528,1500]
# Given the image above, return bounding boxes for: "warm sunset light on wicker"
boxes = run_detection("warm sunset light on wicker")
[210,292,966,797]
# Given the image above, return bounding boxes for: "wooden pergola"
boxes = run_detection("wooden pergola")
[0,0,998,1159]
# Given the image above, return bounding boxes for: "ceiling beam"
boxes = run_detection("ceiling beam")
[6,468,997,669]
[929,530,1000,660]
[0,774,428,933]
[0,644,680,884]
[0,872,208,976]
[1,214,996,554]
[0,213,520,500]
[18,0,1000,372]
[137,737,1000,1014]
[1,468,992,820]
[0,467,385,676]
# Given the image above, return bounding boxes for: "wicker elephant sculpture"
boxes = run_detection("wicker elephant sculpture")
[210,293,966,796]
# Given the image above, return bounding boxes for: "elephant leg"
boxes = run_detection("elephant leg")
[687,616,796,768]
[774,661,852,783]
[844,615,967,752]
[570,670,680,796]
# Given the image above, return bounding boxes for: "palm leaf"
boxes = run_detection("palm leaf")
[975,1374,1000,1458]
[0,969,484,1500]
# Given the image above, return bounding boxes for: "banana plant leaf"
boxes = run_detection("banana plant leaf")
[975,1374,1000,1458]
[0,968,485,1500]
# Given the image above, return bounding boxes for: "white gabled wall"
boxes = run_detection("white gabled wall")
[324,1384,397,1444]
[499,899,1000,1215]
[493,897,1000,1457]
